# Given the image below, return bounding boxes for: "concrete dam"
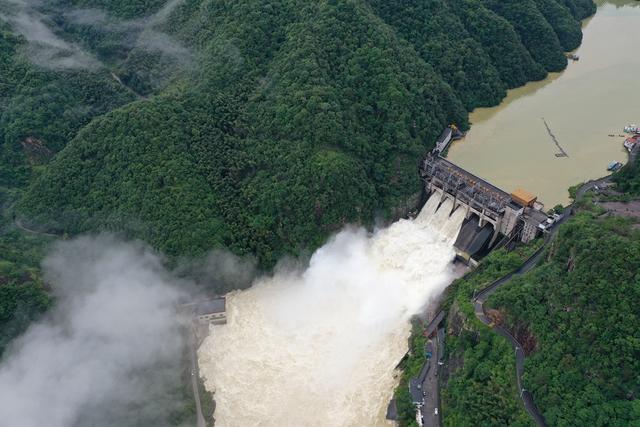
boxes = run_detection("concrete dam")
[421,127,552,265]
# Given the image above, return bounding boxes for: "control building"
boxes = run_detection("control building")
[420,149,551,265]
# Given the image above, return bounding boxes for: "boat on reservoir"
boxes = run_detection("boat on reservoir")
[608,161,623,172]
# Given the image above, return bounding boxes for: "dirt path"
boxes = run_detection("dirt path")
[14,218,60,238]
[600,201,640,219]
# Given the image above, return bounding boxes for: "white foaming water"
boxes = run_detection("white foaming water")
[198,197,466,426]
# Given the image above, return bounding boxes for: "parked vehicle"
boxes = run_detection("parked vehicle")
[608,161,623,172]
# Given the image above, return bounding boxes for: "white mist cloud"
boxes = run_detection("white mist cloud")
[198,197,467,426]
[151,0,186,25]
[0,235,188,427]
[0,0,191,71]
[64,0,192,64]
[0,0,101,70]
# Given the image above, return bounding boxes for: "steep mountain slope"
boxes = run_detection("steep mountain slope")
[482,0,569,72]
[368,0,507,109]
[0,22,134,187]
[490,214,640,426]
[6,0,595,265]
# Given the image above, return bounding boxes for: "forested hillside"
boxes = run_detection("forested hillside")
[489,214,640,426]
[0,0,594,266]
[614,153,640,195]
[435,151,640,426]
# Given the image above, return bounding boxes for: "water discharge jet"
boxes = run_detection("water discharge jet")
[198,196,466,426]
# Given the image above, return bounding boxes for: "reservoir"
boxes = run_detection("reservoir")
[447,0,640,206]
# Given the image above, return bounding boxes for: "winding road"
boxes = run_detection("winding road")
[469,163,624,426]
[473,245,548,427]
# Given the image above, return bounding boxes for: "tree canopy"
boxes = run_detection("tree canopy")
[0,0,592,266]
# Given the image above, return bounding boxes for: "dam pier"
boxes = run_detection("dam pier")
[421,128,553,266]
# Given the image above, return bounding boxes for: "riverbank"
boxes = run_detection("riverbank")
[392,242,543,427]
[417,145,640,426]
[447,1,640,207]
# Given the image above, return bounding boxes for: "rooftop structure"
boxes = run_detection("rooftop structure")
[195,297,227,325]
[437,327,445,364]
[409,378,423,406]
[608,161,623,172]
[521,208,549,243]
[511,188,537,208]
[385,399,398,421]
[434,127,453,154]
[424,311,445,338]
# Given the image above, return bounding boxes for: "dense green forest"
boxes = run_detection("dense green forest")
[0,0,594,268]
[437,245,542,427]
[489,214,640,426]
[614,153,640,195]
[0,178,52,357]
[433,152,640,426]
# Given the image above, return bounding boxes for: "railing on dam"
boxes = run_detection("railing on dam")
[419,129,553,263]
[420,154,511,218]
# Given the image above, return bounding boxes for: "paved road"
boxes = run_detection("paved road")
[421,338,440,427]
[189,327,207,427]
[474,285,547,427]
[469,172,617,427]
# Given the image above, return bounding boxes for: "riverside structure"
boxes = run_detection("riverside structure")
[421,132,552,265]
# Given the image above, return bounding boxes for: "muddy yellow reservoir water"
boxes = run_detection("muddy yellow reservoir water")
[447,1,640,207]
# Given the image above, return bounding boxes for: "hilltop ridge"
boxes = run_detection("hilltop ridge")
[0,0,596,266]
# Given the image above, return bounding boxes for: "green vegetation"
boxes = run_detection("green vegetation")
[2,1,618,425]
[0,283,52,357]
[489,217,640,425]
[0,1,597,419]
[0,22,135,188]
[438,246,540,426]
[63,0,169,18]
[393,245,542,426]
[369,0,507,109]
[394,320,428,427]
[614,153,640,195]
[535,0,584,51]
[0,0,592,268]
[0,190,53,358]
[444,331,533,426]
[482,0,568,72]
[438,173,640,426]
[200,376,216,427]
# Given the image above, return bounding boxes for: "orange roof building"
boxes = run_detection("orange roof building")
[511,188,537,207]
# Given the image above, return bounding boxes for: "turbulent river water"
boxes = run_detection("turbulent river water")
[198,2,640,424]
[447,0,640,206]
[198,196,466,426]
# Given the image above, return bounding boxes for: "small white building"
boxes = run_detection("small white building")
[195,297,226,325]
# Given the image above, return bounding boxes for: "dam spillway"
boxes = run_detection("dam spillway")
[198,196,466,426]
[197,128,557,425]
[420,149,552,264]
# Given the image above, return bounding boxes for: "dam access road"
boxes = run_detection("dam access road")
[470,154,632,426]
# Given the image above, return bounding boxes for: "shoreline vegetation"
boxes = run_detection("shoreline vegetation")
[1,0,594,270]
[394,146,640,426]
[2,0,628,426]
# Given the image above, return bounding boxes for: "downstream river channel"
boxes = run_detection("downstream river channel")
[447,0,640,206]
